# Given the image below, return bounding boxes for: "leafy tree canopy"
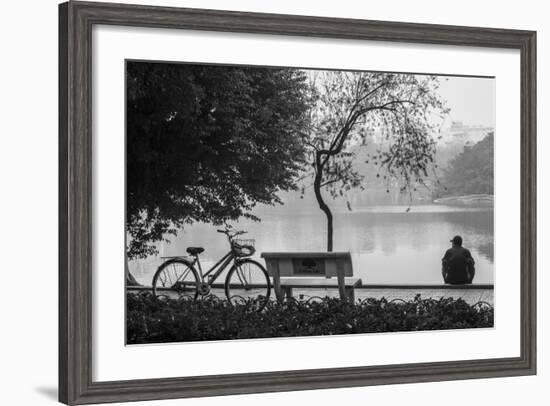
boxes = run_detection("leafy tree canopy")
[438,132,494,196]
[126,62,310,259]
[305,72,447,197]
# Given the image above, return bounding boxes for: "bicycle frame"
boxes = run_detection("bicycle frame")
[190,249,238,286]
[173,227,252,288]
[154,227,269,309]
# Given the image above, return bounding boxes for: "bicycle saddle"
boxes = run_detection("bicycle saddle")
[186,247,204,255]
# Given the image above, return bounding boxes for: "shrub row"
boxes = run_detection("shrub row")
[126,293,493,344]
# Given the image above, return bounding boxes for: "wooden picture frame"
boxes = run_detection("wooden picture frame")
[59,1,536,404]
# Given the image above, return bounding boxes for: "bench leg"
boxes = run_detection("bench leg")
[272,278,284,302]
[337,272,347,301]
[345,287,355,303]
[283,286,293,300]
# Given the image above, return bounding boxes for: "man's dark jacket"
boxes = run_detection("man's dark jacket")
[442,246,475,284]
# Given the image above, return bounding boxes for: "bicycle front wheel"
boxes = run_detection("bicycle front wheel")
[152,259,199,301]
[225,259,271,311]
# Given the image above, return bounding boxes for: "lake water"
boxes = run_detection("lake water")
[129,204,494,286]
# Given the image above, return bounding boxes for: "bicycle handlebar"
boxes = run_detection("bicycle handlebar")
[217,228,247,237]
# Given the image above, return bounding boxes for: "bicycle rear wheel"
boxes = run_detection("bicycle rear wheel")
[152,259,199,301]
[225,259,271,311]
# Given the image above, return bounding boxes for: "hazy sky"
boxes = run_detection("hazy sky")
[308,69,495,129]
[437,75,495,128]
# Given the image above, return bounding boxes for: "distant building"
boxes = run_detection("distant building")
[446,121,494,145]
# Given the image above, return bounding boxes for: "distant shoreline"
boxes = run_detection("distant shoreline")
[433,194,494,206]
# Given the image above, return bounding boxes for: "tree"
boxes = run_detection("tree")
[438,132,494,196]
[126,62,310,260]
[303,72,448,251]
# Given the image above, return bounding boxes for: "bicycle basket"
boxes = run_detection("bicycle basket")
[232,239,256,257]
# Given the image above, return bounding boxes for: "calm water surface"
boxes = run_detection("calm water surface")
[129,204,494,286]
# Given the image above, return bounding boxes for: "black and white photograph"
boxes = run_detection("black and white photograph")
[1,0,545,404]
[125,61,495,344]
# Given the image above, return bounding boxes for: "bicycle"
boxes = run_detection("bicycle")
[152,225,271,311]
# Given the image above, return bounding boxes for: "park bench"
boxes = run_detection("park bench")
[261,252,361,302]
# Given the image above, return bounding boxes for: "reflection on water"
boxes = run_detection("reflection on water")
[129,204,494,285]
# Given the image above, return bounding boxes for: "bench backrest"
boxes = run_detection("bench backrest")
[261,252,353,278]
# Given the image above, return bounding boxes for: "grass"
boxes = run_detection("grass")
[127,292,494,344]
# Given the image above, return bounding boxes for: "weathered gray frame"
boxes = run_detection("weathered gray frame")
[59,1,537,404]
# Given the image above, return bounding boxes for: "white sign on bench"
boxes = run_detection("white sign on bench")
[261,252,361,302]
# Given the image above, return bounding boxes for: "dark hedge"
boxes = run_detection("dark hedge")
[127,293,493,344]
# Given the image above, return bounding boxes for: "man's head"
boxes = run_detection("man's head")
[450,235,463,246]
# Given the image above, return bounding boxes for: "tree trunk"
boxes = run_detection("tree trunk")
[125,259,141,286]
[314,154,334,252]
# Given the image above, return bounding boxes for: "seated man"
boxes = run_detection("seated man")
[442,235,475,284]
